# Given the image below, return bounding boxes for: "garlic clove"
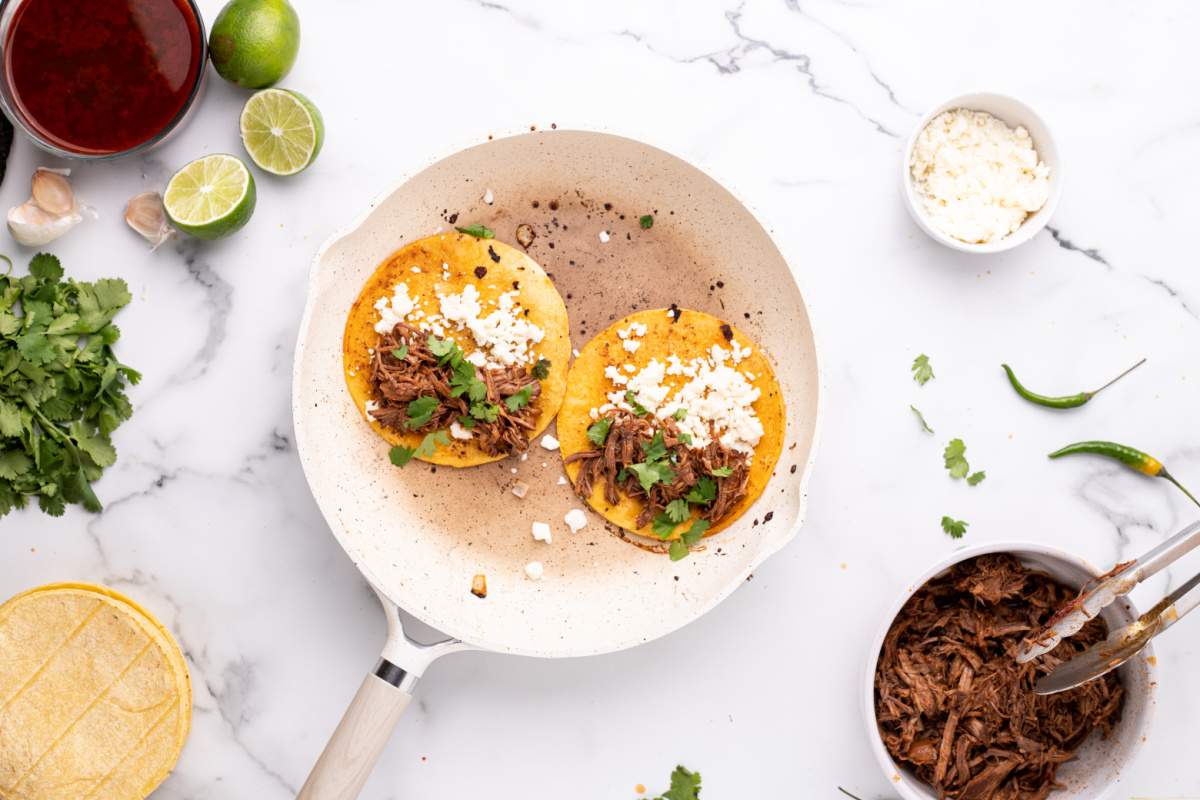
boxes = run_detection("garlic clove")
[8,200,82,246]
[124,192,174,250]
[31,168,76,216]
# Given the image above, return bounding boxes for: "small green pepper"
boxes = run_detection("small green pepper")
[1002,358,1145,409]
[1049,440,1200,508]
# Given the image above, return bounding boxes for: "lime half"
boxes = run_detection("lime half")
[163,154,256,240]
[240,89,323,176]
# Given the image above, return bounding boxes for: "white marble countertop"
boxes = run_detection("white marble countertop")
[2,0,1198,797]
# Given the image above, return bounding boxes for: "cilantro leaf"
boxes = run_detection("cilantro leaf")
[457,415,476,429]
[967,471,986,486]
[406,396,439,429]
[625,390,648,416]
[455,224,495,239]
[639,214,654,230]
[28,252,63,282]
[389,431,450,468]
[710,466,733,478]
[391,345,408,360]
[427,335,459,364]
[531,358,551,380]
[628,461,675,493]
[912,354,934,385]
[669,520,711,561]
[641,430,667,462]
[672,408,687,421]
[654,767,702,800]
[651,512,678,539]
[685,477,717,505]
[910,404,934,434]
[469,401,499,423]
[677,431,693,445]
[389,445,417,467]
[587,417,612,447]
[943,438,969,480]
[664,498,690,523]
[504,385,533,412]
[941,516,969,539]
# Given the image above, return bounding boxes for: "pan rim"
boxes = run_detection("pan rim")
[292,124,826,658]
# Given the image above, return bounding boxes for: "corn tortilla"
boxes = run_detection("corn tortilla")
[344,233,571,467]
[0,583,192,800]
[558,309,785,540]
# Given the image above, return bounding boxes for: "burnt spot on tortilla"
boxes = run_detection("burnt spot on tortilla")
[488,246,501,263]
[512,280,520,290]
[720,323,734,342]
[474,266,488,279]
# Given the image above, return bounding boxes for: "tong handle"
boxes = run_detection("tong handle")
[1152,569,1200,635]
[1126,520,1200,584]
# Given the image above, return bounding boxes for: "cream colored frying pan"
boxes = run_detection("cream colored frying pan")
[292,130,822,798]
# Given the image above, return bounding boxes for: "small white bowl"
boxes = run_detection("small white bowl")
[863,541,1155,800]
[903,92,1063,253]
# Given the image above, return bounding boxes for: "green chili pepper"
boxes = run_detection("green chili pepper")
[1049,440,1200,508]
[1002,358,1145,409]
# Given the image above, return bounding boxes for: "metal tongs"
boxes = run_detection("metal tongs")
[1016,520,1200,695]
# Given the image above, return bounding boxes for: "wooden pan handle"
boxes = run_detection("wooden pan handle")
[297,670,412,799]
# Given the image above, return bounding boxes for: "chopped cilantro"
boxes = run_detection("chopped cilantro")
[391,345,408,360]
[405,396,439,429]
[531,358,551,380]
[672,408,687,421]
[504,385,533,412]
[455,224,495,239]
[651,512,678,539]
[677,432,693,445]
[628,460,675,493]
[457,415,476,429]
[967,471,986,486]
[912,353,934,385]
[652,766,701,800]
[427,335,458,363]
[641,430,668,462]
[0,253,138,517]
[943,438,969,479]
[669,519,711,561]
[390,430,450,468]
[639,214,654,230]
[685,477,717,505]
[941,516,968,539]
[470,401,499,423]
[587,417,612,447]
[664,498,690,523]
[625,390,649,416]
[710,466,734,478]
[910,404,933,434]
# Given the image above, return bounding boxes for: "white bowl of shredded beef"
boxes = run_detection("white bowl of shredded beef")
[864,544,1156,800]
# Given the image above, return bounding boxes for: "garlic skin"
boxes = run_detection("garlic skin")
[8,201,82,246]
[7,167,85,247]
[124,192,174,250]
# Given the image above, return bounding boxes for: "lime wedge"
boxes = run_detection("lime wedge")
[163,154,256,240]
[240,88,323,176]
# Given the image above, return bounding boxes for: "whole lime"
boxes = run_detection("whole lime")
[209,0,301,89]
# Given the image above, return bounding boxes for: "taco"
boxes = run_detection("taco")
[344,232,571,467]
[558,309,785,556]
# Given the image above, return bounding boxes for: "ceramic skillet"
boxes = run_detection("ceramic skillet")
[292,130,822,798]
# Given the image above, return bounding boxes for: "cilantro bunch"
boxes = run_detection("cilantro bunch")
[0,253,139,517]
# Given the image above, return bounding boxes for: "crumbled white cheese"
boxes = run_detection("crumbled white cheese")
[524,561,544,580]
[609,358,671,414]
[910,108,1051,244]
[572,349,581,358]
[540,434,560,451]
[364,399,379,414]
[623,339,641,353]
[557,475,568,485]
[623,364,636,373]
[449,421,473,440]
[531,521,552,543]
[511,481,529,498]
[483,188,494,205]
[564,508,588,533]
[604,365,628,386]
[411,266,421,273]
[598,230,610,243]
[438,284,545,366]
[373,282,418,333]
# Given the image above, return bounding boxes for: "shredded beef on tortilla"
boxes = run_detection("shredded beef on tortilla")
[874,554,1124,800]
[368,322,541,456]
[564,410,750,528]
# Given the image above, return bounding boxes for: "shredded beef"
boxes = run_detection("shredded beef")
[874,554,1124,800]
[564,410,751,528]
[368,322,540,456]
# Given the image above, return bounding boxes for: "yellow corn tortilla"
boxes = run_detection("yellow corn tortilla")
[344,233,571,467]
[0,583,192,800]
[558,309,786,540]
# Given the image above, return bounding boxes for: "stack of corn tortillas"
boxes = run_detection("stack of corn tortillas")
[0,583,192,799]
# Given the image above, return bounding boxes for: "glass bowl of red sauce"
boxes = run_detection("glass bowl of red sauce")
[0,0,207,159]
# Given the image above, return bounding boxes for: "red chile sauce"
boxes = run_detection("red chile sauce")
[5,0,203,155]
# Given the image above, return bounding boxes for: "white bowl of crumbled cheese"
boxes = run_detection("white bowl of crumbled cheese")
[903,92,1061,253]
